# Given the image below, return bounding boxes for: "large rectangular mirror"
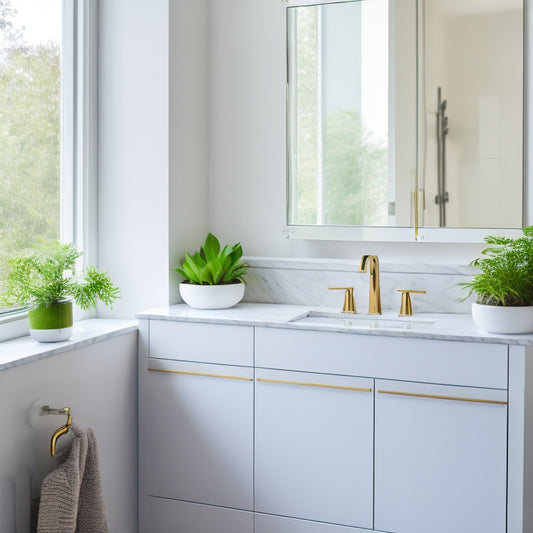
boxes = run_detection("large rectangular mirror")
[286,0,525,240]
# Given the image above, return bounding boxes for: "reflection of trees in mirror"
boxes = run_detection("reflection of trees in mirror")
[0,0,60,295]
[296,108,388,226]
[292,5,388,226]
[324,110,387,226]
[294,6,318,225]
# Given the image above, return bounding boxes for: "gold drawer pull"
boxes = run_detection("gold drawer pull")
[148,367,253,381]
[378,389,507,405]
[257,378,371,392]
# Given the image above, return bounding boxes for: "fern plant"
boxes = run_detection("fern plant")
[1,242,119,310]
[176,233,248,285]
[460,226,533,306]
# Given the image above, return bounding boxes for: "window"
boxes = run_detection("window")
[0,0,96,339]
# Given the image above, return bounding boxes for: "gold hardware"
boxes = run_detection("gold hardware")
[148,367,253,382]
[397,289,426,316]
[377,389,507,405]
[414,169,419,240]
[359,255,381,314]
[257,378,372,392]
[328,286,356,313]
[41,406,72,457]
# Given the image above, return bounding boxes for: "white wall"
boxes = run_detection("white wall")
[0,332,138,533]
[98,0,210,316]
[169,0,210,304]
[98,0,170,317]
[209,0,291,258]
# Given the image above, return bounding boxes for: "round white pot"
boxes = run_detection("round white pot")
[29,327,74,343]
[472,302,533,334]
[179,282,245,310]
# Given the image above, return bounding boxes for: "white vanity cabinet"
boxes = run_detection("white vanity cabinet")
[254,326,510,533]
[374,380,508,533]
[138,320,254,533]
[255,368,374,528]
[138,310,533,533]
[142,498,253,533]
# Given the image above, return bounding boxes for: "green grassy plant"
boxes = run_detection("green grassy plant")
[1,242,119,310]
[460,226,533,306]
[176,233,248,285]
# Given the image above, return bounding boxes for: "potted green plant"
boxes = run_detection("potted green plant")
[460,226,533,334]
[175,233,248,309]
[1,242,119,342]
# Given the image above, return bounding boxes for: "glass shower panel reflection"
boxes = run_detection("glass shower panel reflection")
[287,0,390,227]
[420,0,523,228]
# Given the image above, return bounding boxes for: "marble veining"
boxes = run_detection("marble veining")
[242,257,474,314]
[137,303,533,346]
[0,319,138,372]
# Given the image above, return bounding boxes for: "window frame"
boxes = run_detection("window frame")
[0,0,98,342]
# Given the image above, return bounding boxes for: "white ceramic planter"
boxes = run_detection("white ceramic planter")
[179,282,245,310]
[29,327,74,343]
[471,302,533,334]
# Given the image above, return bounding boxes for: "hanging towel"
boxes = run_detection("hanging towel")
[36,423,109,533]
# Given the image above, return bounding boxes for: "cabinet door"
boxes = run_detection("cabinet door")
[254,512,376,533]
[375,379,507,533]
[140,496,253,533]
[255,369,374,528]
[139,358,254,510]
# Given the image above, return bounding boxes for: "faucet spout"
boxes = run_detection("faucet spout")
[359,255,382,315]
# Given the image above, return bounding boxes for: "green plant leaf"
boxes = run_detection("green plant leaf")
[523,226,533,237]
[460,231,533,306]
[179,262,200,284]
[198,265,214,284]
[202,233,221,262]
[1,241,119,309]
[181,253,202,282]
[228,243,243,263]
[191,252,206,268]
[175,233,249,286]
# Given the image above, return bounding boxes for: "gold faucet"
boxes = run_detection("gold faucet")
[359,255,382,314]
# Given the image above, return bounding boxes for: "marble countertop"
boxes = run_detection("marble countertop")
[0,319,138,372]
[137,303,533,345]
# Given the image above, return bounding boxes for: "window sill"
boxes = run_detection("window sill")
[0,311,29,342]
[0,318,138,372]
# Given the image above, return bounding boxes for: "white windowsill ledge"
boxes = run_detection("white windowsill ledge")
[0,319,138,373]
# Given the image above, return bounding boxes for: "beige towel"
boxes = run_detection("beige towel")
[37,423,109,533]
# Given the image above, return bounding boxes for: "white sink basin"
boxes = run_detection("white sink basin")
[290,311,436,330]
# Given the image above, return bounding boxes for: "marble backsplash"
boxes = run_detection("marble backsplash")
[242,257,476,314]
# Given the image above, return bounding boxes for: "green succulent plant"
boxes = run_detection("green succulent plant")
[176,233,248,285]
[460,226,533,306]
[1,242,120,310]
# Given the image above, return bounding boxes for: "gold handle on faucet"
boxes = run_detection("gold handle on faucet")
[328,287,356,314]
[397,289,426,316]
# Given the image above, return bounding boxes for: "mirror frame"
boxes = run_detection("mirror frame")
[283,0,528,243]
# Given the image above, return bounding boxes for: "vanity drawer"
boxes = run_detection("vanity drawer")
[255,327,508,389]
[149,320,253,366]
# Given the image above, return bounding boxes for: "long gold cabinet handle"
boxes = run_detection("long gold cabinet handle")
[377,389,507,405]
[257,377,371,393]
[148,367,253,382]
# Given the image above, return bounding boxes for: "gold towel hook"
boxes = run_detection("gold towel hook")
[41,405,72,456]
